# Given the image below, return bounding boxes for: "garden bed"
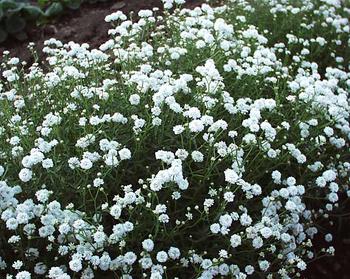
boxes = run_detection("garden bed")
[1,0,350,278]
[0,0,201,62]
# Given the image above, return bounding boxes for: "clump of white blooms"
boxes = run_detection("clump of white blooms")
[1,0,350,278]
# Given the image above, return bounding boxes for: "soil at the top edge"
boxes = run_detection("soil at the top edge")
[1,0,350,278]
[0,0,201,62]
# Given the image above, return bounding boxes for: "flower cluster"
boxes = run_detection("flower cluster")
[0,0,349,278]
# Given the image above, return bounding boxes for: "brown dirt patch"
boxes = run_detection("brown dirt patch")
[0,0,201,62]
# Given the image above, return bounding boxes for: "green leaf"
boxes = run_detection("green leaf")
[5,15,26,34]
[1,0,18,10]
[7,2,25,13]
[37,0,48,8]
[44,2,63,17]
[0,7,4,20]
[0,27,8,43]
[13,29,27,40]
[14,0,30,3]
[65,0,81,10]
[23,5,43,19]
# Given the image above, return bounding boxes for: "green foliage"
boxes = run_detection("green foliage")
[63,0,82,10]
[0,0,43,43]
[44,1,63,17]
[0,0,114,44]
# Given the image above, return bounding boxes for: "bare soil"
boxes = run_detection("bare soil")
[0,0,200,62]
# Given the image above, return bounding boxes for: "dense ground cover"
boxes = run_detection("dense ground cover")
[0,0,350,278]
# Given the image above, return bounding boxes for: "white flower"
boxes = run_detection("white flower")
[129,94,140,105]
[42,158,54,169]
[224,169,239,184]
[175,149,189,160]
[12,260,23,270]
[150,272,162,279]
[159,214,169,223]
[110,205,122,219]
[260,227,272,239]
[196,40,206,49]
[58,223,71,235]
[93,178,104,188]
[173,125,185,135]
[210,223,221,234]
[245,265,254,275]
[69,258,82,272]
[142,239,154,252]
[230,234,241,248]
[156,251,168,263]
[6,218,19,230]
[168,247,180,260]
[19,168,33,182]
[189,120,204,133]
[80,158,93,170]
[93,231,106,243]
[119,148,132,160]
[68,157,80,169]
[271,170,281,184]
[124,252,137,265]
[139,257,152,269]
[325,233,333,242]
[138,9,153,18]
[201,259,212,269]
[240,213,252,226]
[259,260,270,271]
[285,200,297,211]
[105,11,126,22]
[297,260,306,271]
[34,263,47,275]
[316,176,327,187]
[8,57,20,65]
[223,192,235,202]
[48,267,64,278]
[16,271,31,279]
[322,170,337,182]
[219,214,232,228]
[191,151,204,162]
[155,150,175,164]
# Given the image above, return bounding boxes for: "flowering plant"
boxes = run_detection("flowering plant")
[0,0,349,278]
